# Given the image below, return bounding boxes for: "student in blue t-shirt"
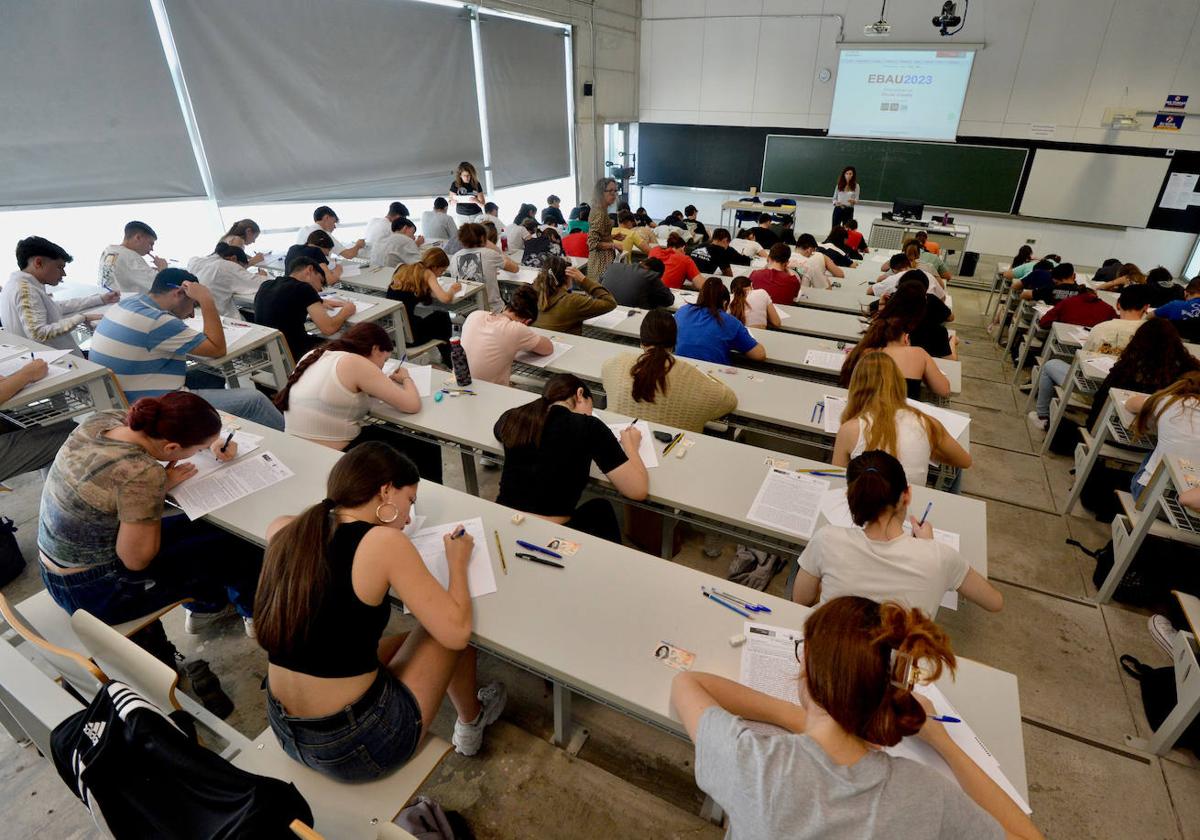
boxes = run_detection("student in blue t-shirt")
[673,277,766,365]
[1154,276,1200,341]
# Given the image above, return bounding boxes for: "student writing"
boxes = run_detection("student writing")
[221,219,265,265]
[286,229,344,287]
[387,248,459,367]
[364,202,410,251]
[541,194,567,227]
[1126,373,1200,500]
[728,276,781,330]
[601,255,674,309]
[295,205,365,259]
[186,241,267,319]
[99,220,166,294]
[672,596,1038,840]
[749,243,800,305]
[673,277,766,365]
[421,197,459,242]
[460,285,553,386]
[254,256,356,360]
[647,231,703,290]
[257,443,505,780]
[369,217,425,269]
[688,228,751,277]
[452,222,518,314]
[840,316,952,400]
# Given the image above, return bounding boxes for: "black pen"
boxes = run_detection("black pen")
[219,431,235,453]
[516,552,564,569]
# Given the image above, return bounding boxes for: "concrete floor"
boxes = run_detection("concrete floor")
[2,266,1200,838]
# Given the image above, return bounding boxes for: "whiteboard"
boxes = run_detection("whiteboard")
[1018,149,1170,227]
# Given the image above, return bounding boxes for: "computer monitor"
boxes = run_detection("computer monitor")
[892,198,925,220]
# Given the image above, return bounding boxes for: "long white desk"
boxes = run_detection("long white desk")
[333,266,486,315]
[0,331,126,426]
[197,418,1025,802]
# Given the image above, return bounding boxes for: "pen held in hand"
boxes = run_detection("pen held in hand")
[917,501,933,527]
[220,431,235,453]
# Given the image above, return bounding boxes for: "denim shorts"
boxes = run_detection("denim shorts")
[266,669,423,783]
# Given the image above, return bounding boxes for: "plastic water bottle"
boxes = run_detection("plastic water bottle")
[449,338,472,387]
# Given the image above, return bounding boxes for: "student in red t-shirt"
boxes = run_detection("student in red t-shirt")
[844,219,867,253]
[748,243,801,305]
[562,230,589,258]
[647,231,702,290]
[1037,288,1117,330]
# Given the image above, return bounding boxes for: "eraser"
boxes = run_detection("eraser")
[729,634,746,647]
[511,513,525,525]
[674,447,687,459]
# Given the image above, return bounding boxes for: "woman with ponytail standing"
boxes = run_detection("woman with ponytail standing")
[494,374,648,543]
[672,595,1040,839]
[793,450,1000,616]
[38,392,263,635]
[601,309,737,433]
[728,275,781,330]
[257,443,505,778]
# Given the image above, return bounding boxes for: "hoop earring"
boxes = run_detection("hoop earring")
[375,502,399,524]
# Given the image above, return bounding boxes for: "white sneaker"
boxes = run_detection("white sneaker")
[1026,411,1048,432]
[243,616,255,639]
[183,605,235,635]
[452,682,507,756]
[1149,614,1177,655]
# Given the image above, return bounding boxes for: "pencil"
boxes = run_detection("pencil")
[662,432,684,456]
[493,529,508,576]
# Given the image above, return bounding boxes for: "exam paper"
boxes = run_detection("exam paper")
[323,297,374,317]
[908,399,970,441]
[1065,326,1091,344]
[0,343,27,362]
[170,451,294,520]
[1083,355,1117,378]
[587,309,636,329]
[338,263,362,278]
[406,517,497,600]
[739,621,803,704]
[383,360,434,397]
[516,340,572,368]
[606,420,659,468]
[175,431,263,481]
[28,349,74,365]
[803,349,848,371]
[182,317,256,352]
[822,394,848,434]
[0,357,71,392]
[746,467,829,539]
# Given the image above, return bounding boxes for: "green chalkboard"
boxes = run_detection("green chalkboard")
[761,136,1028,214]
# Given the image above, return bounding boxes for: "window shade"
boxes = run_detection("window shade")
[161,0,483,203]
[0,0,205,207]
[478,15,571,189]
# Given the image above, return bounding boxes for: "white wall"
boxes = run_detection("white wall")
[637,0,1200,271]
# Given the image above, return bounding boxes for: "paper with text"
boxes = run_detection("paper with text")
[822,394,848,434]
[405,517,497,600]
[0,357,71,393]
[908,399,970,441]
[383,360,433,397]
[516,341,572,368]
[746,468,829,539]
[587,309,636,329]
[338,263,362,278]
[170,451,293,520]
[739,621,803,704]
[176,431,263,482]
[606,420,659,469]
[803,349,848,371]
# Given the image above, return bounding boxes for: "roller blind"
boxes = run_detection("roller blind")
[161,0,483,202]
[0,0,205,207]
[479,15,571,189]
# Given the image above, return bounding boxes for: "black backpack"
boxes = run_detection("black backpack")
[0,516,26,587]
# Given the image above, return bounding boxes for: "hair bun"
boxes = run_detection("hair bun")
[127,397,160,431]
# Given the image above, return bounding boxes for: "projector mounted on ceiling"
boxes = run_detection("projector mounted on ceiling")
[865,0,891,36]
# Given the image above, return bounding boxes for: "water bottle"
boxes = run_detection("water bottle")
[449,338,472,387]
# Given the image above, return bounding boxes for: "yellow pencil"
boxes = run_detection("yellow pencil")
[493,529,508,576]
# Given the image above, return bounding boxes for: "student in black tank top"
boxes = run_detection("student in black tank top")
[255,443,506,781]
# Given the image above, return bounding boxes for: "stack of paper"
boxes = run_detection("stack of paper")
[169,450,294,520]
[605,420,659,468]
[515,341,572,368]
[746,467,829,539]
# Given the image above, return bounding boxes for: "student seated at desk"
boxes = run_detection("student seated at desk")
[1021,262,1086,306]
[749,214,779,250]
[257,442,504,777]
[912,229,940,256]
[689,228,751,277]
[187,242,267,320]
[387,248,458,366]
[421,197,458,242]
[38,392,262,634]
[285,230,344,287]
[562,226,590,259]
[504,205,538,254]
[369,217,425,269]
[1154,276,1200,341]
[478,202,503,233]
[461,285,553,386]
[793,451,1000,616]
[794,233,844,290]
[658,210,686,230]
[1036,284,1117,333]
[2,236,117,351]
[220,219,265,265]
[1085,285,1151,352]
[1126,373,1200,501]
[0,357,76,483]
[871,254,945,302]
[452,223,517,314]
[906,238,951,286]
[601,308,738,433]
[364,202,410,251]
[1145,266,1185,308]
[1092,257,1122,285]
[541,194,567,227]
[730,229,767,260]
[99,220,166,294]
[633,206,655,228]
[834,353,969,486]
[521,226,564,269]
[818,228,859,267]
[531,255,616,334]
[567,203,591,234]
[255,257,356,361]
[878,275,955,361]
[91,268,284,429]
[648,231,703,290]
[729,276,781,330]
[295,206,364,260]
[602,255,674,309]
[772,215,797,247]
[671,596,1038,840]
[612,210,656,259]
[1096,262,1145,292]
[494,374,648,543]
[1002,251,1058,282]
[274,323,443,483]
[673,277,765,365]
[683,204,708,240]
[749,243,800,305]
[840,319,952,400]
[843,218,866,253]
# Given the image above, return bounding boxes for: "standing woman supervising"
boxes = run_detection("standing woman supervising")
[833,165,860,228]
[586,178,619,283]
[449,162,486,221]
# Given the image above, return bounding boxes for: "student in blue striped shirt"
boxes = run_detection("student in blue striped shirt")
[90,267,284,430]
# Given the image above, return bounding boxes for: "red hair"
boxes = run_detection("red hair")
[126,392,221,447]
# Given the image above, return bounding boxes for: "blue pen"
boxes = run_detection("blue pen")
[450,525,466,539]
[917,501,933,527]
[516,539,562,559]
[930,715,961,723]
[714,589,772,614]
[702,588,751,618]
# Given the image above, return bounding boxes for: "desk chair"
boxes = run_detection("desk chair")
[397,306,446,362]
[733,197,761,228]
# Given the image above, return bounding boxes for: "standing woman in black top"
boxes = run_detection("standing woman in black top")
[257,443,505,780]
[449,161,485,221]
[494,374,648,543]
[387,248,460,366]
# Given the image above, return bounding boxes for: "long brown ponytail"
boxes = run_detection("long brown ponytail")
[728,276,752,325]
[494,373,590,449]
[839,316,909,387]
[272,322,395,411]
[630,308,677,404]
[254,442,420,661]
[1132,371,1200,438]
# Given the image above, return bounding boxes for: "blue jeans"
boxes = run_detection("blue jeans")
[185,370,284,431]
[39,515,262,624]
[1131,452,1153,501]
[1036,359,1070,419]
[266,669,423,782]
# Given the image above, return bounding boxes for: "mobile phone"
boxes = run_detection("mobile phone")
[653,431,675,443]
